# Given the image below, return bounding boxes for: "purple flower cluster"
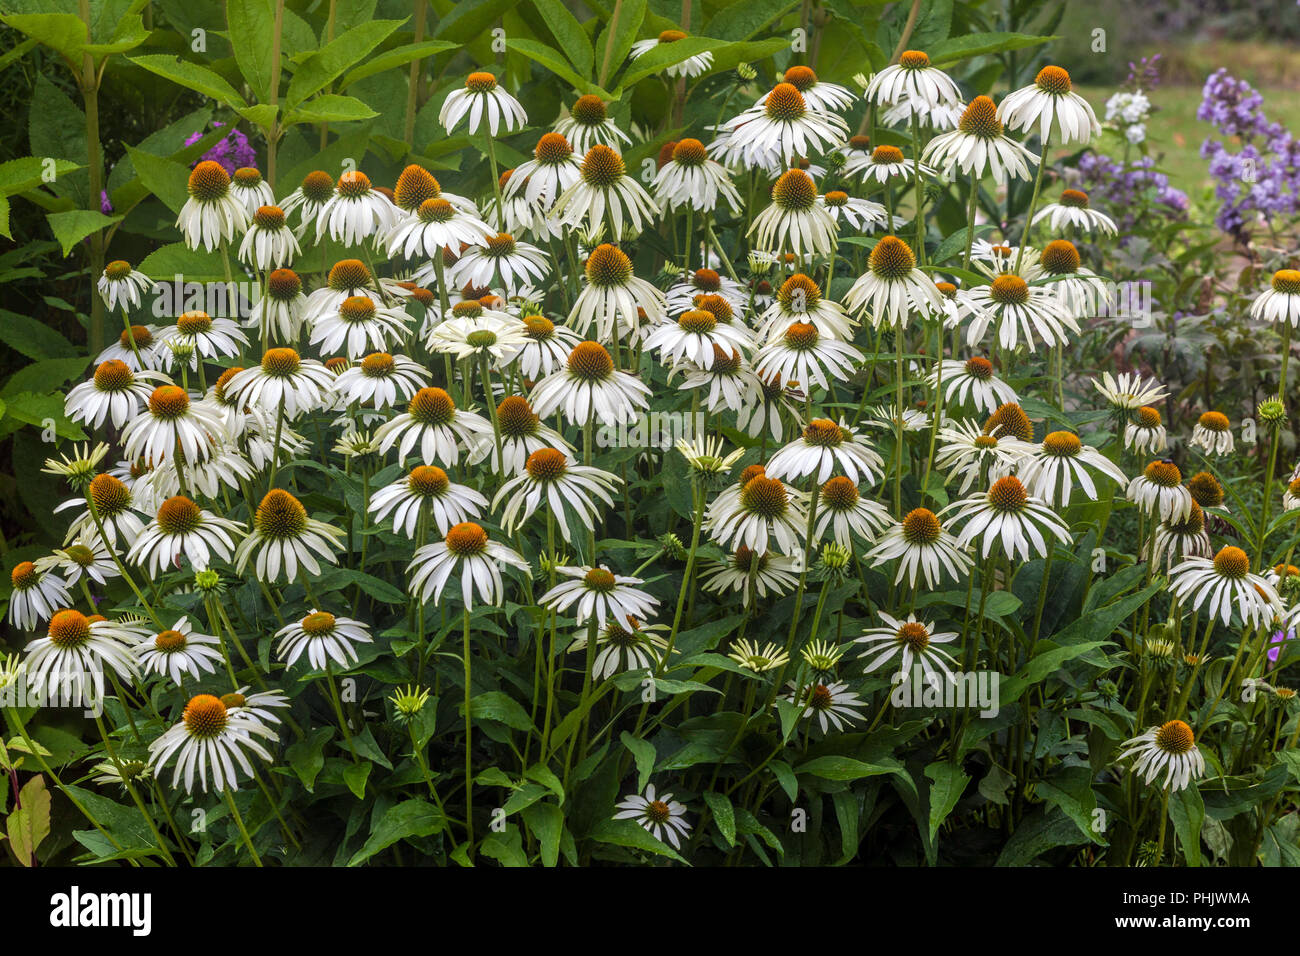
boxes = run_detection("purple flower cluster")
[1124,54,1162,92]
[1197,68,1300,236]
[184,121,257,175]
[1076,151,1189,233]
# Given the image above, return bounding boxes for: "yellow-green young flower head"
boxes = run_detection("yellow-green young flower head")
[389,685,432,722]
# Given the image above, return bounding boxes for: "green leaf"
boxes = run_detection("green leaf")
[995,804,1090,865]
[617,36,713,89]
[594,0,645,87]
[1036,765,1105,844]
[283,94,379,126]
[136,242,228,283]
[347,799,446,865]
[0,13,86,62]
[521,801,565,866]
[705,0,801,41]
[1169,786,1205,867]
[468,691,536,733]
[2,356,89,397]
[46,209,118,256]
[122,145,192,214]
[924,761,968,842]
[5,775,51,866]
[620,731,656,793]
[286,20,405,107]
[342,760,371,798]
[339,39,459,91]
[702,790,736,847]
[0,309,75,360]
[227,0,277,103]
[128,55,248,108]
[433,0,516,43]
[286,726,333,792]
[0,157,82,196]
[531,0,595,76]
[506,38,611,97]
[796,756,901,781]
[590,816,688,863]
[930,31,1056,66]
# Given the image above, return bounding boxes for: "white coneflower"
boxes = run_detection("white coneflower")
[644,307,754,370]
[134,617,222,685]
[754,273,855,342]
[507,132,582,216]
[998,65,1100,145]
[1169,545,1282,628]
[539,564,659,629]
[148,692,278,793]
[121,385,224,467]
[1250,269,1300,329]
[96,323,163,371]
[671,345,762,414]
[728,638,791,674]
[1285,474,1300,512]
[154,310,248,372]
[55,473,147,546]
[1017,430,1128,507]
[934,419,1032,494]
[629,29,712,78]
[716,82,848,170]
[706,473,807,555]
[440,71,527,135]
[701,545,799,607]
[127,494,244,576]
[235,489,345,583]
[309,293,410,359]
[97,260,153,312]
[568,243,666,342]
[652,137,742,214]
[279,169,335,238]
[275,610,373,671]
[880,98,964,130]
[781,680,866,733]
[613,782,692,848]
[1032,188,1118,236]
[237,204,300,269]
[1117,720,1205,792]
[225,347,336,420]
[765,65,855,112]
[818,189,888,232]
[407,521,529,607]
[229,166,275,216]
[552,145,659,241]
[65,360,169,430]
[569,619,670,680]
[1128,459,1193,522]
[767,418,884,485]
[35,534,118,588]
[176,161,249,251]
[1147,502,1211,571]
[855,144,933,186]
[931,280,978,330]
[814,475,892,545]
[837,134,877,177]
[1037,239,1110,318]
[530,341,651,427]
[1124,405,1168,456]
[247,267,307,345]
[553,95,631,153]
[494,448,618,543]
[944,475,1071,561]
[333,352,428,409]
[468,395,573,475]
[426,304,527,366]
[370,464,487,537]
[864,50,962,114]
[855,612,960,686]
[865,507,973,589]
[386,197,494,262]
[375,386,494,466]
[748,168,837,257]
[142,441,255,504]
[922,95,1038,184]
[1189,411,1234,457]
[754,320,863,391]
[25,609,139,701]
[508,314,584,381]
[965,272,1077,352]
[927,356,1016,415]
[843,235,945,329]
[8,562,72,631]
[448,232,548,295]
[1092,370,1168,413]
[315,170,400,247]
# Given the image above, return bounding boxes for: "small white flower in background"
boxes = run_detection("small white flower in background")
[1031,188,1118,236]
[628,29,713,79]
[134,617,223,685]
[1127,459,1193,523]
[613,783,692,848]
[781,680,866,733]
[276,610,373,671]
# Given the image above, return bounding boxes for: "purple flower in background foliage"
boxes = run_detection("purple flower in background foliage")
[100,190,113,214]
[1075,151,1188,235]
[1269,628,1294,669]
[1197,69,1300,238]
[184,121,257,175]
[1124,54,1162,92]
